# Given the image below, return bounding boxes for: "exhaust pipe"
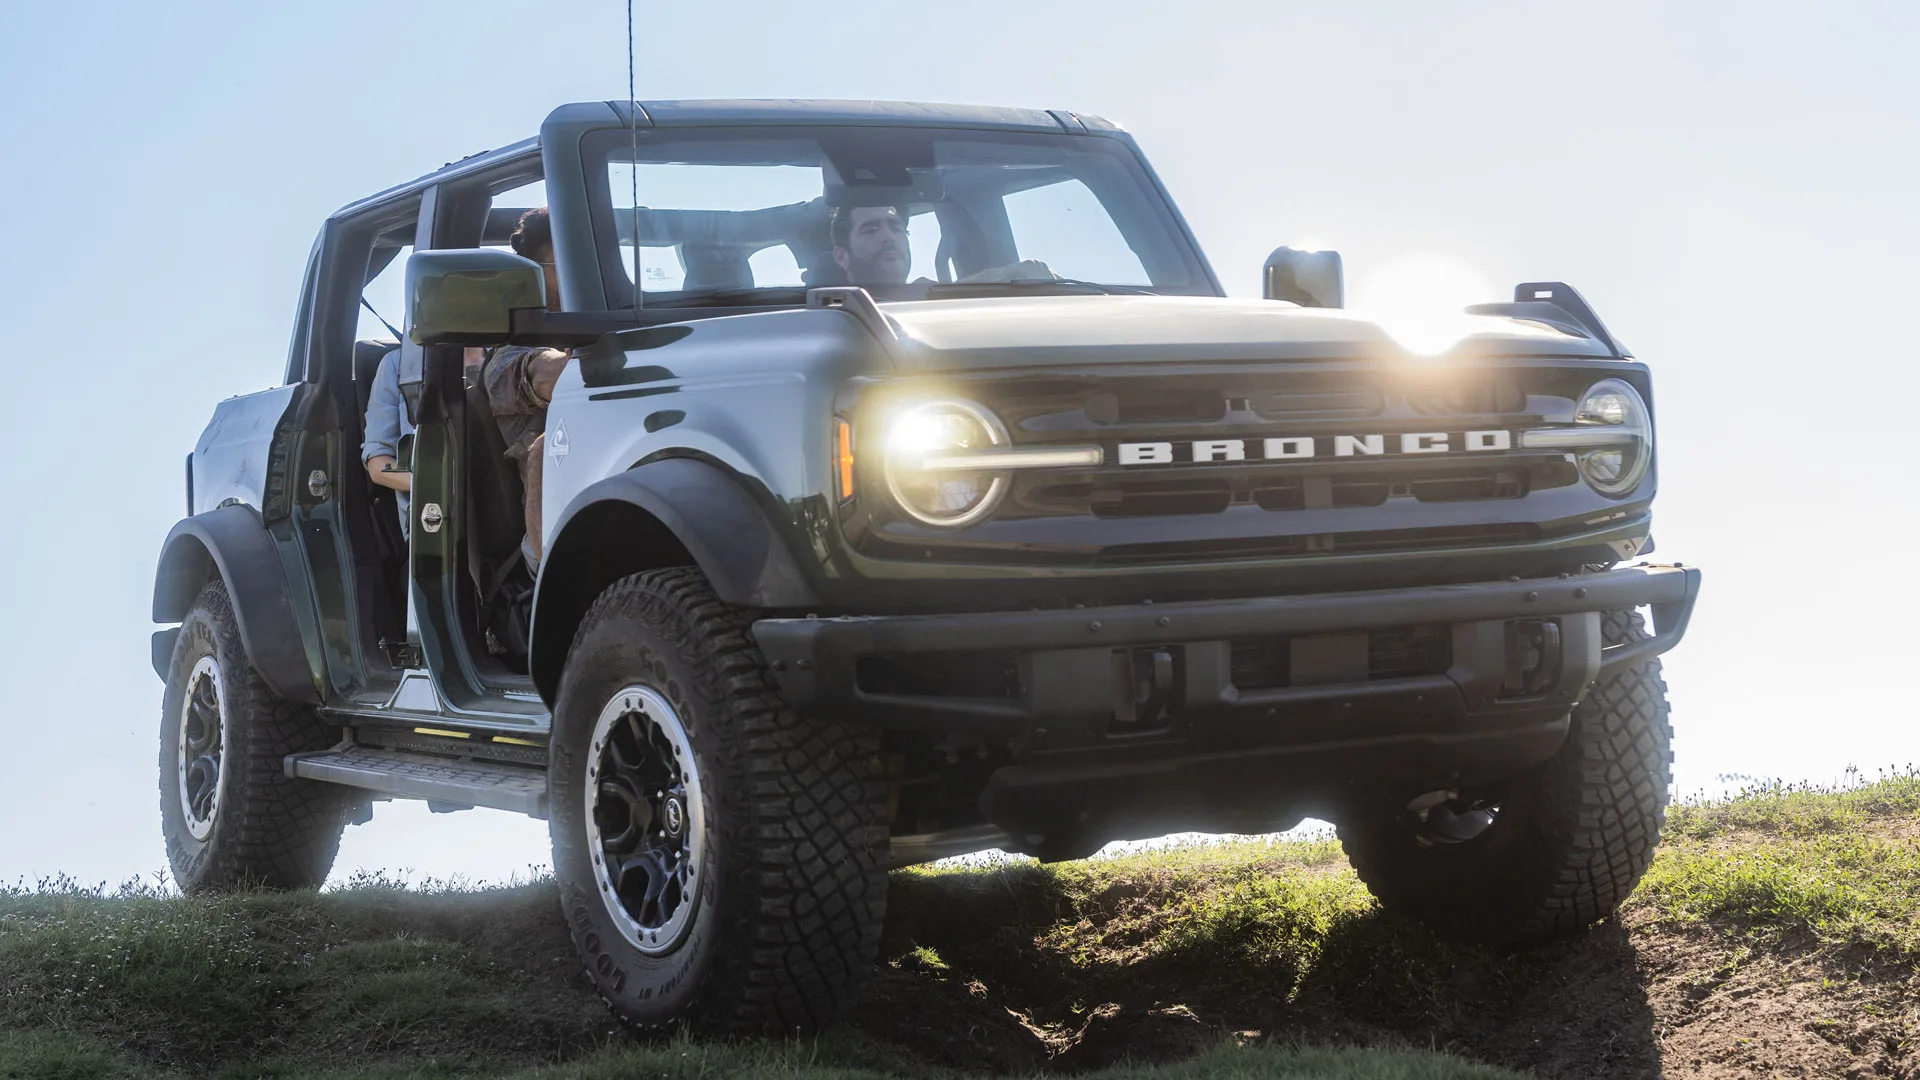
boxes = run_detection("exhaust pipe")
[886,824,1018,868]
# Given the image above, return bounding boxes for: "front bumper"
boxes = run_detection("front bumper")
[757,563,1698,720]
[754,563,1700,836]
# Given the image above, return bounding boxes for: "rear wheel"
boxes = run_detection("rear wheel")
[1339,608,1672,943]
[159,578,348,892]
[548,567,888,1034]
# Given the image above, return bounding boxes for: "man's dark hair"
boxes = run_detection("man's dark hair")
[829,204,908,249]
[509,207,553,259]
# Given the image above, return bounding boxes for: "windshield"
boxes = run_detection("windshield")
[583,126,1214,306]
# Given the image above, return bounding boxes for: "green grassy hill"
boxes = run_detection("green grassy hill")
[3,771,1915,1080]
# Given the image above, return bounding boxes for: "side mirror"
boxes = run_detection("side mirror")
[405,248,547,345]
[1263,247,1344,309]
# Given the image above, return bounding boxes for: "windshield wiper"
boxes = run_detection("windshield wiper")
[1046,278,1158,296]
[925,278,1158,298]
[648,286,812,308]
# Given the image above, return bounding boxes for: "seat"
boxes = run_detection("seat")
[349,339,407,649]
[462,367,527,586]
[802,254,849,287]
[679,242,754,292]
[352,339,400,428]
[461,362,535,669]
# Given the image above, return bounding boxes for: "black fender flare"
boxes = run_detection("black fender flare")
[529,457,823,703]
[152,505,318,704]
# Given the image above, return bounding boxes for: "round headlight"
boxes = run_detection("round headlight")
[1572,378,1652,496]
[883,400,1010,527]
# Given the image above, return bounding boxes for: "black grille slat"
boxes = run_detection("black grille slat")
[1089,480,1232,518]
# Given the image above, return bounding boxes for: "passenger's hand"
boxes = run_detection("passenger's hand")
[958,259,1056,284]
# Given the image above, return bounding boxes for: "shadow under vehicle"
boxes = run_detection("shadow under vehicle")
[151,98,1700,1033]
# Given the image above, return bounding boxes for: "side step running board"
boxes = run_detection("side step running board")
[286,744,548,819]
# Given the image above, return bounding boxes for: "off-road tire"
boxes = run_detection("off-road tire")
[548,567,888,1034]
[160,578,348,892]
[1339,608,1672,944]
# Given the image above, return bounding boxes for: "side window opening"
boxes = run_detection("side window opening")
[356,236,411,343]
[607,162,824,294]
[1002,178,1149,284]
[485,178,550,257]
[906,209,945,283]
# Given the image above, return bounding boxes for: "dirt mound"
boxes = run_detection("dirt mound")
[2,774,1914,1078]
[862,879,1917,1078]
[855,774,1920,1078]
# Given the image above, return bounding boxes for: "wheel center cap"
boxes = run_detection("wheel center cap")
[662,796,685,837]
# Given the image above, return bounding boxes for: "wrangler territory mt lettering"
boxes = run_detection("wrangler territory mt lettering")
[151,99,1700,1035]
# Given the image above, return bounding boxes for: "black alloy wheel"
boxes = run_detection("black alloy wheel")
[586,685,706,955]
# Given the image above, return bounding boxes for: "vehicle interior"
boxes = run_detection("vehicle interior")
[581,127,1209,308]
[306,158,553,707]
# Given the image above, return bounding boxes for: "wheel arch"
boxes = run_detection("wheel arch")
[529,457,822,703]
[152,505,319,704]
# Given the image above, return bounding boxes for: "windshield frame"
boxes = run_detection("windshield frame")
[578,124,1221,309]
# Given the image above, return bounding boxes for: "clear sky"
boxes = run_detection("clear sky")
[1,0,1914,888]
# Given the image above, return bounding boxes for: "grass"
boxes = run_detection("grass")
[3,774,1916,1079]
[1664,765,1920,840]
[0,866,1505,1079]
[0,1030,1530,1080]
[1629,766,1920,961]
[0,875,608,1074]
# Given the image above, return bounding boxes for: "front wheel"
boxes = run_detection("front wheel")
[1339,608,1673,944]
[547,568,888,1034]
[159,579,348,892]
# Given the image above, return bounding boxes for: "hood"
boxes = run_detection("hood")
[879,294,1614,369]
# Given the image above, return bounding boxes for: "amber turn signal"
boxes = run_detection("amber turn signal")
[837,418,855,501]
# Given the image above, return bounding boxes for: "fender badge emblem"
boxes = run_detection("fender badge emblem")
[547,420,570,465]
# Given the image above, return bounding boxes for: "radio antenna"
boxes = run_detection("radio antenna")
[627,0,642,311]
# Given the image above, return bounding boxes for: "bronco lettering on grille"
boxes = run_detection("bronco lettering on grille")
[1117,431,1513,465]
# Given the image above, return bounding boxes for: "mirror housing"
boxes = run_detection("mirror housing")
[1263,247,1344,309]
[405,248,547,345]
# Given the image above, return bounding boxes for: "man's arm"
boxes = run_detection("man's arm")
[361,352,411,491]
[365,455,411,492]
[483,346,571,417]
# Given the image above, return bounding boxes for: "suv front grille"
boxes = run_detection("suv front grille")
[1024,463,1559,519]
[861,365,1635,567]
[980,368,1594,528]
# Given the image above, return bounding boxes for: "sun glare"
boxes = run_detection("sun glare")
[1352,254,1495,356]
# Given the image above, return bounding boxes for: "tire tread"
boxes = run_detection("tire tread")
[561,568,886,1034]
[1340,608,1673,943]
[163,578,346,892]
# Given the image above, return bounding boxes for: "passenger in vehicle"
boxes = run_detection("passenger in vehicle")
[830,205,912,285]
[482,207,570,571]
[361,349,412,538]
[830,204,1054,289]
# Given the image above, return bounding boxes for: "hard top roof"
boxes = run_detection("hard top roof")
[618,98,1114,131]
[332,99,1120,221]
